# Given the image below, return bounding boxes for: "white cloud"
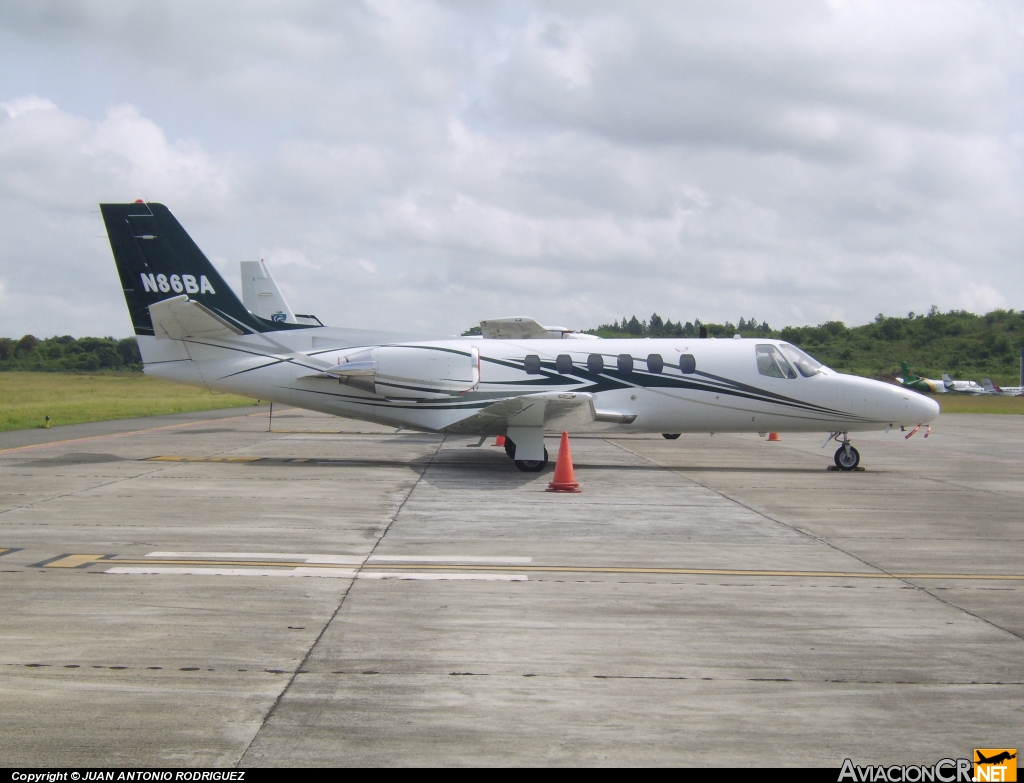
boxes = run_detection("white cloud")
[0,94,57,118]
[0,1,1020,339]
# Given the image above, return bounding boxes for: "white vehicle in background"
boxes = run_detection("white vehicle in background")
[101,202,939,473]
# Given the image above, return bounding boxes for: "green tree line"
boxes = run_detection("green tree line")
[589,308,1024,385]
[0,335,142,372]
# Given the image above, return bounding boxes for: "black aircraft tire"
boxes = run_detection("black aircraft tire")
[834,445,860,471]
[504,438,516,459]
[514,447,549,473]
[662,433,681,440]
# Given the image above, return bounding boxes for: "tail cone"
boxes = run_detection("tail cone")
[546,432,581,493]
[767,432,780,442]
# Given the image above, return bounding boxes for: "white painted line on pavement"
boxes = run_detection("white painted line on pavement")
[109,566,525,581]
[107,566,358,578]
[146,552,367,565]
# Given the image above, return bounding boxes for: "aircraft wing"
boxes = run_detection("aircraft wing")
[480,317,558,339]
[149,295,245,341]
[443,391,636,435]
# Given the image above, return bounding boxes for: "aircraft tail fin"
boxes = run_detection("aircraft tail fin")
[241,260,297,324]
[100,202,313,338]
[983,379,999,393]
[899,361,917,382]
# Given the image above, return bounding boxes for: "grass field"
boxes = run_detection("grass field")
[935,393,1024,414]
[0,372,263,432]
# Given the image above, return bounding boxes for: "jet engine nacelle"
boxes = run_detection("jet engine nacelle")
[350,345,479,399]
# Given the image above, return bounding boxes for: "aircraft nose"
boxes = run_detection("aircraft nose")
[914,393,941,422]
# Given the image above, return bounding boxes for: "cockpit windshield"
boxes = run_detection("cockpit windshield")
[777,343,826,377]
[755,344,797,379]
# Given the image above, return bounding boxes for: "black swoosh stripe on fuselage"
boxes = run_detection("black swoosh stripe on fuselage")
[163,340,872,424]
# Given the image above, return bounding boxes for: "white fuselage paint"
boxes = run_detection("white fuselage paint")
[137,328,940,436]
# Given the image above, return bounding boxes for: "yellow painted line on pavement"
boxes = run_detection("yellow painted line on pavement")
[39,555,1024,581]
[40,554,115,568]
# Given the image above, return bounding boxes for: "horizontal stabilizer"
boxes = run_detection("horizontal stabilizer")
[149,295,246,341]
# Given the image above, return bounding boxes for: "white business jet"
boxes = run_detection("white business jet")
[982,379,1024,397]
[101,202,939,472]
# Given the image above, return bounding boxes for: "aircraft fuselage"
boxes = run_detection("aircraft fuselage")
[141,329,940,436]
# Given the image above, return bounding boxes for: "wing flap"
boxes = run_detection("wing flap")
[444,391,618,434]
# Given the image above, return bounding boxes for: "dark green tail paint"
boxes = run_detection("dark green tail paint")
[100,202,314,337]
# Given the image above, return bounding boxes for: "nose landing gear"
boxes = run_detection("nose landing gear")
[834,444,860,470]
[830,433,860,471]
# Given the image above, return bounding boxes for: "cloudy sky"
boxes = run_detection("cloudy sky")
[0,1,1021,338]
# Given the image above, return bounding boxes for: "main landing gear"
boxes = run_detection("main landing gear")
[503,438,549,473]
[662,433,681,440]
[832,433,860,471]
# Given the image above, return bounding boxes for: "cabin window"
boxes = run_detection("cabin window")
[647,354,664,374]
[555,354,573,374]
[679,354,696,374]
[524,354,541,374]
[617,354,633,374]
[587,353,604,374]
[756,344,797,379]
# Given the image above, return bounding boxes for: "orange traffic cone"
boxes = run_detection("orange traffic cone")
[767,432,781,441]
[493,435,506,447]
[546,432,581,493]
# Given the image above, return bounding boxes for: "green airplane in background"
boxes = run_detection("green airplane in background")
[897,362,984,394]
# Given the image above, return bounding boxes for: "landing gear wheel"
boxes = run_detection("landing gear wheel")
[662,433,681,440]
[504,438,516,459]
[834,445,860,471]
[514,448,549,473]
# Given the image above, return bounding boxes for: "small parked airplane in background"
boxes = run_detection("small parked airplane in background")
[101,202,939,472]
[940,373,985,395]
[982,379,1024,396]
[897,363,985,395]
[896,363,948,394]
